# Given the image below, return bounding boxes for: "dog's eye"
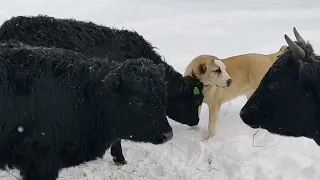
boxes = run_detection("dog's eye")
[213,69,221,73]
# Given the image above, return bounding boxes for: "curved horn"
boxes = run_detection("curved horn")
[284,34,306,59]
[293,27,306,43]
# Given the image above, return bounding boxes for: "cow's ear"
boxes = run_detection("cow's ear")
[157,63,166,79]
[298,62,319,83]
[103,73,122,91]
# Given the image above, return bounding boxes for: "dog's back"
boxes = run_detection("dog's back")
[221,45,287,90]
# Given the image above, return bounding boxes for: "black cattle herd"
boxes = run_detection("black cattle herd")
[0,15,318,180]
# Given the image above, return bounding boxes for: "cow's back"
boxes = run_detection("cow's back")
[0,15,164,64]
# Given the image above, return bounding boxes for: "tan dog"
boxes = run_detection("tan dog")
[184,45,288,137]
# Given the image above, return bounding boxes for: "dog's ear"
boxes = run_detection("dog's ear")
[211,55,220,60]
[199,63,207,74]
[191,69,199,81]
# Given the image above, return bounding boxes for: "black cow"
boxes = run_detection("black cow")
[0,15,204,164]
[240,27,320,146]
[0,41,173,180]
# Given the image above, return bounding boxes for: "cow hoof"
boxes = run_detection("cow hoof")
[191,125,200,130]
[113,157,127,165]
[114,160,127,165]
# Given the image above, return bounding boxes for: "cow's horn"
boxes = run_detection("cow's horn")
[284,34,306,59]
[293,27,306,44]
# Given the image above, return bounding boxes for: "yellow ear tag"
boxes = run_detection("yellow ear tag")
[193,87,200,95]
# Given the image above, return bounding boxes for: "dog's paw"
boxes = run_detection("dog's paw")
[201,135,210,141]
[208,130,217,137]
[191,125,200,130]
[201,133,217,141]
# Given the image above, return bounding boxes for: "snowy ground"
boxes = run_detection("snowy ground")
[1,0,320,179]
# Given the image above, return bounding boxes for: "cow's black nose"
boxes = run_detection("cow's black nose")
[161,130,173,142]
[226,79,232,87]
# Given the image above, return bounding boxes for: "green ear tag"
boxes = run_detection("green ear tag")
[193,87,200,95]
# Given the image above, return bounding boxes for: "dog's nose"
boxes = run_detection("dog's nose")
[161,130,173,142]
[226,79,232,87]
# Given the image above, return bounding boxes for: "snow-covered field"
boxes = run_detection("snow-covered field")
[1,0,320,179]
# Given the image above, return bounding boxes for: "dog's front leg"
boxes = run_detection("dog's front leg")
[208,103,221,137]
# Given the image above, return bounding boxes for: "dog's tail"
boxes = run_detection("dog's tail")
[269,45,288,62]
[278,45,288,53]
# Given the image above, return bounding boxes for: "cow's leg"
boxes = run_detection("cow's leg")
[0,138,13,169]
[111,140,127,165]
[20,147,60,180]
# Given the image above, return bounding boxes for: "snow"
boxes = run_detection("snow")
[17,126,24,133]
[1,0,320,179]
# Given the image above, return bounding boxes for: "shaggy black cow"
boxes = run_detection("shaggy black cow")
[240,27,320,146]
[0,41,173,180]
[0,15,204,165]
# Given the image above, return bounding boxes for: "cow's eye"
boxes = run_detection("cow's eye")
[129,97,144,106]
[268,82,280,91]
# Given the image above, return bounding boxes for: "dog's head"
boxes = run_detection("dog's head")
[184,55,232,89]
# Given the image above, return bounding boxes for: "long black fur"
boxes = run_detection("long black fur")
[0,15,204,164]
[0,41,172,180]
[0,15,204,125]
[240,29,320,146]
